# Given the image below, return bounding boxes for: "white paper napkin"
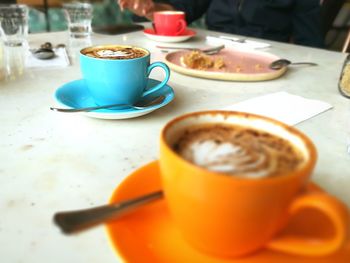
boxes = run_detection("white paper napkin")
[224,92,333,126]
[206,36,271,50]
[26,47,70,69]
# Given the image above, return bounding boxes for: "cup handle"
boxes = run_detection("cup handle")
[266,192,348,256]
[143,62,170,97]
[175,19,187,36]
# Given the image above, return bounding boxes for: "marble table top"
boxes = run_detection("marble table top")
[0,26,349,263]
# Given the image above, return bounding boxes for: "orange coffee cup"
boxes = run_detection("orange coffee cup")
[159,111,348,258]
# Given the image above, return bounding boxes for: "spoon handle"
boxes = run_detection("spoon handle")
[291,62,318,66]
[50,103,128,112]
[54,191,163,234]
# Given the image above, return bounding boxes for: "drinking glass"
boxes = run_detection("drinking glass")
[63,2,93,39]
[0,4,29,47]
[0,45,26,81]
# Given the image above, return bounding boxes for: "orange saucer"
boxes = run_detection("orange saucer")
[106,161,350,263]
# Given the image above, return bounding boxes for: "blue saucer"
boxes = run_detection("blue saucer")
[54,79,175,119]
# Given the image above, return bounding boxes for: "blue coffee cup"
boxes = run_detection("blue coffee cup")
[80,45,170,106]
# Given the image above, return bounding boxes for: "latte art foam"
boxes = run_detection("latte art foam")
[82,46,147,60]
[96,50,131,58]
[174,124,304,178]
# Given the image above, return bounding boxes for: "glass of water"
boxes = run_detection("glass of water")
[63,2,93,39]
[0,4,29,47]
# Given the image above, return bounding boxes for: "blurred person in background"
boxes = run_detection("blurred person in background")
[117,0,325,48]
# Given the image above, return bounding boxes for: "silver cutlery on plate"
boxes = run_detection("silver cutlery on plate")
[218,35,247,43]
[157,44,225,55]
[269,59,318,70]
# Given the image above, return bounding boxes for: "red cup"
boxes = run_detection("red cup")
[153,11,187,36]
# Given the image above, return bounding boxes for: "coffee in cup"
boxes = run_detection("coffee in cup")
[80,45,170,106]
[82,45,147,60]
[174,122,304,178]
[160,111,348,257]
[153,11,187,36]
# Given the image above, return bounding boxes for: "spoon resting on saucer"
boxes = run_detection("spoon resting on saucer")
[50,94,166,113]
[54,191,163,234]
[269,59,318,70]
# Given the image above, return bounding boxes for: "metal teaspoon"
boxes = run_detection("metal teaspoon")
[32,42,56,60]
[50,95,166,113]
[54,191,163,234]
[269,59,318,70]
[157,44,225,55]
[32,48,55,60]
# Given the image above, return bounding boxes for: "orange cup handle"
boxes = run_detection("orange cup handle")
[266,192,348,256]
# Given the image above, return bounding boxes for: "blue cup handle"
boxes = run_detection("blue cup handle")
[143,62,170,97]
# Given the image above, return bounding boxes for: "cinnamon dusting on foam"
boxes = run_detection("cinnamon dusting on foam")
[173,124,304,178]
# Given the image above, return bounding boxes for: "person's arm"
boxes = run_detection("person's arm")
[292,0,325,48]
[117,0,211,23]
[117,0,175,20]
[169,0,211,24]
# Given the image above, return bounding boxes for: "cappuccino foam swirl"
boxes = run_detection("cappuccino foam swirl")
[184,140,276,178]
[174,124,304,178]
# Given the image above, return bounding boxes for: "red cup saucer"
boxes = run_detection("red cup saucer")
[106,161,350,263]
[143,28,196,43]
